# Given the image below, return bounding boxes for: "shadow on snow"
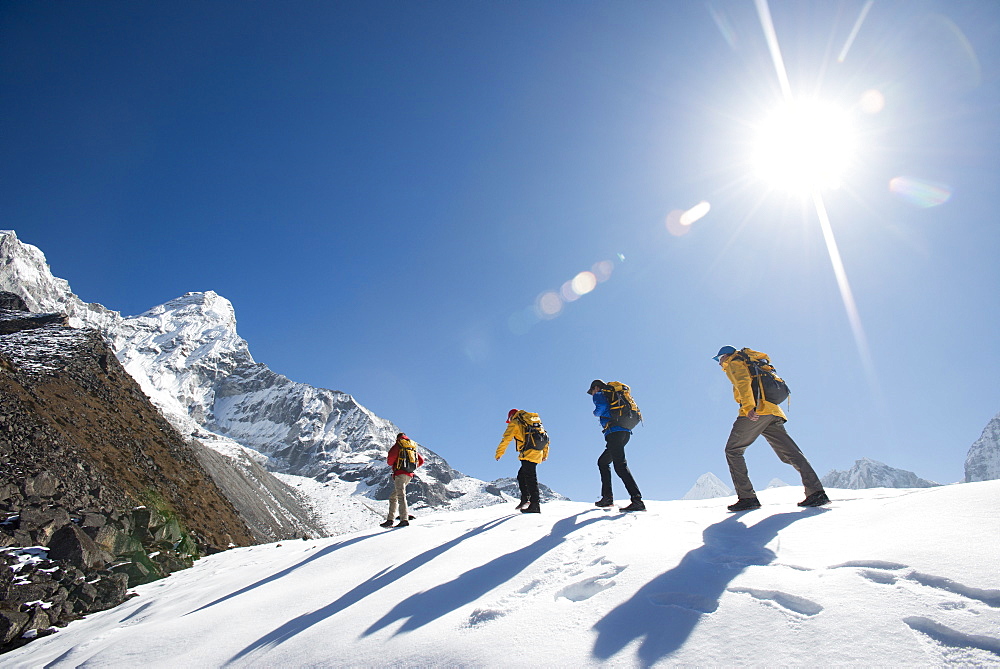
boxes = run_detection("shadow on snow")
[186,530,384,617]
[592,508,826,666]
[227,515,516,664]
[361,511,621,637]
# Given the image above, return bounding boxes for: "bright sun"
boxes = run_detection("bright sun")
[751,99,857,192]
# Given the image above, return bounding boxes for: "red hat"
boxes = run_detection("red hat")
[506,409,518,423]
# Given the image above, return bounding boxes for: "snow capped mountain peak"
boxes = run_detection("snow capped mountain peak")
[821,458,939,490]
[681,472,733,500]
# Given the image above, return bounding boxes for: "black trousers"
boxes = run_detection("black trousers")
[598,430,642,501]
[517,460,540,505]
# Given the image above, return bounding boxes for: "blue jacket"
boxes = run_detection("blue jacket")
[593,392,630,435]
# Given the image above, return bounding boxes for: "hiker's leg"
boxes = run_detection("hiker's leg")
[519,460,540,506]
[597,440,615,499]
[761,419,824,495]
[386,478,399,522]
[607,431,642,500]
[394,474,410,520]
[724,417,768,499]
[516,462,530,503]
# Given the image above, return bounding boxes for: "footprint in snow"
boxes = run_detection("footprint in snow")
[727,586,824,616]
[904,616,1000,660]
[556,564,627,603]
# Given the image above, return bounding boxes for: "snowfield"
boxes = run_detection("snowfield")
[3,482,999,667]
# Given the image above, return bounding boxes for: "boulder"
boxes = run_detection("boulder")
[46,525,112,570]
[0,608,28,645]
[24,472,60,498]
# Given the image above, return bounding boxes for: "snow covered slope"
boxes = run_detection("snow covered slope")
[821,457,940,489]
[0,230,511,523]
[3,482,998,667]
[966,410,1000,482]
[681,472,733,500]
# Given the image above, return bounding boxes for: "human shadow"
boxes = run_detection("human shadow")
[592,508,826,666]
[227,515,515,664]
[362,511,619,637]
[187,530,384,616]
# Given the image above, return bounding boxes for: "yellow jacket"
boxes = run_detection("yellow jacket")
[495,410,550,464]
[722,348,787,420]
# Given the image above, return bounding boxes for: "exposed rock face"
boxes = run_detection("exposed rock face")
[821,458,939,489]
[965,410,1000,482]
[0,293,27,311]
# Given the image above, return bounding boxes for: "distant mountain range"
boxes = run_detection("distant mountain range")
[0,230,515,533]
[821,458,939,490]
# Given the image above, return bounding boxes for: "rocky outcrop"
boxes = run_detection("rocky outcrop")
[0,310,258,650]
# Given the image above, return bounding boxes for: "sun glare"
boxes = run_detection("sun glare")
[752,100,857,192]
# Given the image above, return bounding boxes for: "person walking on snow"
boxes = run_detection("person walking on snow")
[495,409,550,514]
[381,433,424,528]
[714,346,830,511]
[588,380,645,512]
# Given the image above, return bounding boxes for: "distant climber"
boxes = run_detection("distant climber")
[495,409,550,514]
[381,433,424,528]
[713,346,829,511]
[588,380,645,512]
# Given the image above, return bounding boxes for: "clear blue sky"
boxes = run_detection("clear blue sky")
[3,1,998,502]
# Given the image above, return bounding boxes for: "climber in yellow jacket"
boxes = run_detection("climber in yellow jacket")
[715,346,829,511]
[495,409,550,514]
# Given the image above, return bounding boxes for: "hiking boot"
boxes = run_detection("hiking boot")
[379,520,394,528]
[397,515,416,520]
[515,500,529,511]
[594,497,614,508]
[727,497,762,512]
[620,500,646,512]
[394,520,410,528]
[520,504,541,514]
[797,491,831,507]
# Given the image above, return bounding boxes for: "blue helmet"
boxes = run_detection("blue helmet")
[713,345,737,361]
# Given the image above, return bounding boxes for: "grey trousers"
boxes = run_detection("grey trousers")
[387,474,410,521]
[724,414,823,499]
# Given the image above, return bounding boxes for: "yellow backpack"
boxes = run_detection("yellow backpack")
[603,382,642,429]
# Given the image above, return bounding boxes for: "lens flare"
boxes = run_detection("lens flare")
[592,260,613,282]
[680,201,711,226]
[536,291,563,319]
[571,271,597,296]
[889,176,952,208]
